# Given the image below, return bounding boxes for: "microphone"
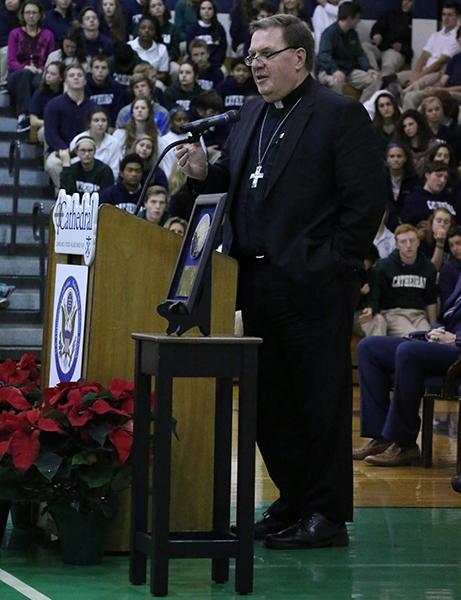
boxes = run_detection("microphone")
[181,110,240,134]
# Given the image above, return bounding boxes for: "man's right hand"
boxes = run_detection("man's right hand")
[332,70,346,84]
[176,143,208,181]
[359,307,373,324]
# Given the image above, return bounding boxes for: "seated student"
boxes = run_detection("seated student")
[128,15,169,84]
[353,245,380,338]
[385,142,420,232]
[98,0,126,43]
[186,0,227,68]
[162,61,202,111]
[129,133,168,189]
[188,38,223,91]
[7,0,55,132]
[359,224,438,338]
[353,272,461,467]
[417,207,454,271]
[59,134,114,193]
[44,0,74,43]
[439,225,461,305]
[141,0,180,66]
[362,0,413,78]
[216,57,256,109]
[398,2,460,111]
[241,0,276,57]
[418,25,461,104]
[85,54,127,126]
[164,215,187,236]
[121,0,144,34]
[44,63,96,189]
[30,61,64,144]
[158,107,190,178]
[140,184,169,225]
[69,106,121,177]
[420,95,452,141]
[174,0,197,44]
[394,109,437,178]
[0,0,20,89]
[312,0,339,54]
[192,89,227,162]
[44,27,89,72]
[401,161,461,226]
[113,97,159,157]
[229,0,253,56]
[317,1,381,103]
[79,6,113,60]
[115,72,168,134]
[107,41,143,88]
[99,153,144,213]
[279,0,311,26]
[372,92,401,155]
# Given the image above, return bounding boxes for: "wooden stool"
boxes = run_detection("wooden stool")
[129,334,262,597]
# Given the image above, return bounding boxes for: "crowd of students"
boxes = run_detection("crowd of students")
[3,0,461,317]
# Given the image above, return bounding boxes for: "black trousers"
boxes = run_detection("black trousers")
[7,69,41,116]
[238,258,359,523]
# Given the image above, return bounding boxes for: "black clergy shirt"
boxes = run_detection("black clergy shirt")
[231,76,308,258]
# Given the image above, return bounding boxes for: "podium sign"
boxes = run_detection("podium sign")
[52,189,99,265]
[49,264,89,387]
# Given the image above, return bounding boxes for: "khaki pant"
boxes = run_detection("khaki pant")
[44,151,63,190]
[398,71,441,111]
[357,307,430,338]
[318,69,382,102]
[362,43,405,76]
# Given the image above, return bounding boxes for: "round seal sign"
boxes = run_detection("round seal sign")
[53,275,82,382]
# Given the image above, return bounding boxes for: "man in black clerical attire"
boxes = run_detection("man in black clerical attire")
[177,15,386,549]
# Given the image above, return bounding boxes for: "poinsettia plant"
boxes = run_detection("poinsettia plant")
[0,375,135,515]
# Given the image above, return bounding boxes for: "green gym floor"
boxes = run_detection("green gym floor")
[1,506,461,600]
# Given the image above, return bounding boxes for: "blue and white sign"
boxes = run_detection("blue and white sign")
[53,189,99,265]
[49,264,88,387]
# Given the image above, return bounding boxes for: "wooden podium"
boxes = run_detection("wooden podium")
[41,204,238,550]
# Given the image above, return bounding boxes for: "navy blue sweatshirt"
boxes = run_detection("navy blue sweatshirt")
[85,74,128,126]
[401,186,461,226]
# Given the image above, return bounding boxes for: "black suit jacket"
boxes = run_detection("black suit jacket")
[203,75,387,288]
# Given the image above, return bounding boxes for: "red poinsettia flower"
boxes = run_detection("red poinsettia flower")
[0,386,32,411]
[62,396,94,427]
[3,409,63,471]
[0,359,18,384]
[91,398,130,417]
[109,426,133,464]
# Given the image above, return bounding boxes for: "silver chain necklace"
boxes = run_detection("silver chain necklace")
[249,98,302,189]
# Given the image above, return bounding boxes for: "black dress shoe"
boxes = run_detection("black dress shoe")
[264,512,349,549]
[253,511,294,540]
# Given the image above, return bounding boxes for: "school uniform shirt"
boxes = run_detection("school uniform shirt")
[216,75,257,108]
[127,37,169,72]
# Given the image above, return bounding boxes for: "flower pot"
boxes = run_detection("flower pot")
[49,499,117,565]
[0,500,10,544]
[10,501,39,529]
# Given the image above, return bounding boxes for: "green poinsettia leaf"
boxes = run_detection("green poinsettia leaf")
[34,452,62,482]
[72,451,98,466]
[110,467,131,492]
[88,421,112,446]
[79,464,116,488]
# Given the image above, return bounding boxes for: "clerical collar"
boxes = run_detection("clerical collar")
[270,75,310,110]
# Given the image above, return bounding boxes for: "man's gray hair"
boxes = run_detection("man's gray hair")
[249,14,315,72]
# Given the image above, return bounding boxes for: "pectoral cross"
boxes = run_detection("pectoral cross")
[250,165,264,188]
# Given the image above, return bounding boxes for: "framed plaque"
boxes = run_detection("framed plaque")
[157,193,227,335]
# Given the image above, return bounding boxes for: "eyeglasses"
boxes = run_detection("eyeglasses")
[77,148,95,154]
[244,46,296,67]
[24,10,40,14]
